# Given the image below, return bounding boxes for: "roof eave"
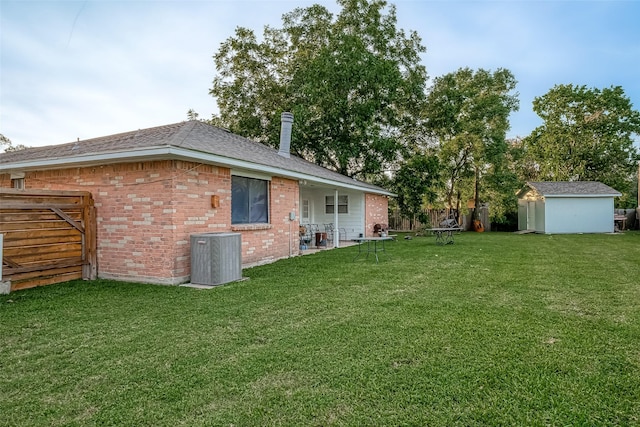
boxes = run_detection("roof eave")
[0,146,394,196]
[543,193,622,198]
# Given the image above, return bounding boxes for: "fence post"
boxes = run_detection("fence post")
[82,194,98,280]
[0,234,10,294]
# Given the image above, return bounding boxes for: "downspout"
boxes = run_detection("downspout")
[278,112,294,255]
[334,189,340,248]
[289,220,292,258]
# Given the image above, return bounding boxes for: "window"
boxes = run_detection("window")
[325,195,348,214]
[11,178,24,190]
[232,176,269,224]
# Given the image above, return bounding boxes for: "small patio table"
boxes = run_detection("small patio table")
[614,214,627,232]
[352,236,393,263]
[430,227,462,245]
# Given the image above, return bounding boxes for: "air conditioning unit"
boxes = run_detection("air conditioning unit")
[190,233,242,286]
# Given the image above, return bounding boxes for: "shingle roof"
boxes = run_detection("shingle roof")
[0,120,390,195]
[526,181,621,196]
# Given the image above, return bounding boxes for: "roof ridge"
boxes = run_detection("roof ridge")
[167,121,198,147]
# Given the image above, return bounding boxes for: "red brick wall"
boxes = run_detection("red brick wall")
[232,176,299,267]
[365,193,389,237]
[0,161,300,284]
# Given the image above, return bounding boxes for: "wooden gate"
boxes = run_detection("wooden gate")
[0,189,97,291]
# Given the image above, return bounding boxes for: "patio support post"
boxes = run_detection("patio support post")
[334,189,340,248]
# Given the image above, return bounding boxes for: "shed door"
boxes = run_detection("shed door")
[527,201,536,230]
[518,201,527,230]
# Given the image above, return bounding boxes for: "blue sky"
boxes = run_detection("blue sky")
[1,0,639,148]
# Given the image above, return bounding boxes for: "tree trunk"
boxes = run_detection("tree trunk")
[455,190,461,228]
[472,166,484,232]
[473,166,480,221]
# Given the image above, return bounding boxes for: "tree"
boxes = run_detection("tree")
[423,67,519,224]
[521,84,640,198]
[0,134,10,152]
[482,141,524,225]
[392,150,440,229]
[186,109,200,121]
[0,134,28,153]
[210,0,428,178]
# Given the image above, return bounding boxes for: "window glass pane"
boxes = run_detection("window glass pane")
[249,179,268,222]
[325,195,348,214]
[232,176,249,224]
[338,195,348,213]
[232,176,269,224]
[325,196,334,214]
[11,178,25,190]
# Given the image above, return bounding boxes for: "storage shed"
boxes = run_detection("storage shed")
[517,181,621,234]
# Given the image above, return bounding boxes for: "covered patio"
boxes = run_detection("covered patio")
[298,182,370,250]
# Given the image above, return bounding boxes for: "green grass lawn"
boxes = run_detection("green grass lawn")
[1,232,639,426]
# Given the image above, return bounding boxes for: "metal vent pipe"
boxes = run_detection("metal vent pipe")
[278,112,294,158]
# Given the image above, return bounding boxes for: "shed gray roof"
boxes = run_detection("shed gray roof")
[524,181,621,197]
[0,120,391,195]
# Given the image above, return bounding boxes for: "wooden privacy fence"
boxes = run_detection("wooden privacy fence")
[389,207,490,232]
[0,189,97,292]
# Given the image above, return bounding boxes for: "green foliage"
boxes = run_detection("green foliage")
[0,133,10,147]
[423,67,519,219]
[0,133,28,152]
[207,3,639,219]
[210,0,427,177]
[621,173,639,209]
[521,84,640,198]
[483,150,522,223]
[2,233,640,425]
[186,109,200,121]
[392,150,440,225]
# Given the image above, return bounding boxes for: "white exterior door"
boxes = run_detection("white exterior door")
[301,199,310,224]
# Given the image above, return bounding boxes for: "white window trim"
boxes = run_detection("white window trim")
[230,169,272,181]
[325,195,349,214]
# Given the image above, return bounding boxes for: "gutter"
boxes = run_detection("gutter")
[0,146,395,197]
[542,194,622,198]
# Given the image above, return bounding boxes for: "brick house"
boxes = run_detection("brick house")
[0,117,392,285]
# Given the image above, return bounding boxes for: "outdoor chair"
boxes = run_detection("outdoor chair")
[307,223,319,236]
[439,215,459,229]
[324,223,336,246]
[337,225,348,241]
[308,224,327,247]
[324,223,348,244]
[299,225,312,249]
